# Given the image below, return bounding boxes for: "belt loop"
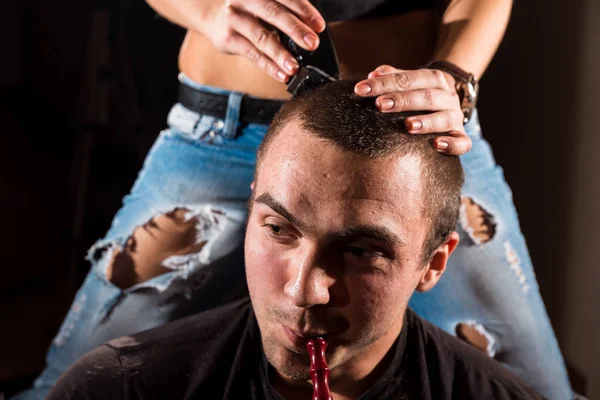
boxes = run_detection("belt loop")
[223,91,243,139]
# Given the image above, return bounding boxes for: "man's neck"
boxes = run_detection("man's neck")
[329,343,398,400]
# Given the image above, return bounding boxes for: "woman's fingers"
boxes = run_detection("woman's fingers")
[211,0,325,81]
[227,7,298,80]
[367,64,398,78]
[432,131,472,155]
[355,68,452,96]
[375,88,460,114]
[404,109,464,136]
[356,65,472,156]
[235,0,321,51]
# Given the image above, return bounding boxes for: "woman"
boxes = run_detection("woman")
[16,0,574,399]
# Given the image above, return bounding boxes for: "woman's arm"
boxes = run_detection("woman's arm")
[143,0,325,83]
[432,0,513,79]
[144,0,207,32]
[354,0,513,155]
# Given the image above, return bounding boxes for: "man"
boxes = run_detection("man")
[46,80,542,400]
[16,0,574,398]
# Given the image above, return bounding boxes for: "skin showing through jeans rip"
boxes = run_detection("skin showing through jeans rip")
[461,197,496,244]
[105,208,207,289]
[456,322,493,355]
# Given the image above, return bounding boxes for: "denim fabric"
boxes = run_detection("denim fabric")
[13,73,574,400]
[409,117,573,400]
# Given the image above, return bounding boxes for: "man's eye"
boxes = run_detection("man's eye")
[263,223,297,242]
[267,224,283,235]
[345,245,377,258]
[345,244,388,259]
[346,246,366,257]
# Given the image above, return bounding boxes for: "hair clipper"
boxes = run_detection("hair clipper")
[278,18,341,97]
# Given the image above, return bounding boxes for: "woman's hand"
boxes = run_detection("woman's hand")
[354,65,472,155]
[198,0,326,83]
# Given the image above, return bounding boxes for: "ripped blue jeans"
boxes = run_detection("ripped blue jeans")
[13,74,574,400]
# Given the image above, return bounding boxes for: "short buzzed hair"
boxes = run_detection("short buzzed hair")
[256,80,464,263]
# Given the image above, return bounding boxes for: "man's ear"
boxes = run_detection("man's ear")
[250,181,255,191]
[416,231,459,292]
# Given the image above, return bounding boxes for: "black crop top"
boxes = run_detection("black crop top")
[318,0,447,22]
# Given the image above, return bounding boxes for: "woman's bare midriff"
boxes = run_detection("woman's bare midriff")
[179,10,439,100]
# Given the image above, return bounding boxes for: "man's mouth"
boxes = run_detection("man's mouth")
[282,325,332,352]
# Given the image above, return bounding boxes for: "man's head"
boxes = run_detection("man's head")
[245,80,463,385]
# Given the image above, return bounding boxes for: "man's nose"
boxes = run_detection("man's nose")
[283,247,333,308]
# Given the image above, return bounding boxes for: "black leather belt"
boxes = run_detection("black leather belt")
[177,82,284,126]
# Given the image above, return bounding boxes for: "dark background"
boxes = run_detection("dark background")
[1,0,597,397]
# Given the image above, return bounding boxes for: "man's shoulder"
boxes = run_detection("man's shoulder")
[405,309,544,399]
[108,296,253,354]
[46,344,127,400]
[47,298,255,400]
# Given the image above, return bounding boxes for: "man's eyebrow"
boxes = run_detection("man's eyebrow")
[254,193,304,228]
[338,225,405,247]
[254,193,404,247]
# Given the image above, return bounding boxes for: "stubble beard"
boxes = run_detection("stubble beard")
[262,323,381,382]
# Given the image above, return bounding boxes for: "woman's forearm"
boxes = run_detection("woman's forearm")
[432,0,513,79]
[145,0,214,33]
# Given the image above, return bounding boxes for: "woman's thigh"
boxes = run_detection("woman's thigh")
[18,99,269,399]
[408,112,573,399]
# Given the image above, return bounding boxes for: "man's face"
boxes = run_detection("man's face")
[245,121,442,381]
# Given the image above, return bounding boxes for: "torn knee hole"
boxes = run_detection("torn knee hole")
[106,208,210,289]
[460,197,497,244]
[456,322,496,357]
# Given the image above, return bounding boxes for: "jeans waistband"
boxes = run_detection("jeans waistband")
[177,73,482,140]
[177,73,283,139]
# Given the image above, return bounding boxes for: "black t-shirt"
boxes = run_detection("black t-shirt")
[47,298,544,400]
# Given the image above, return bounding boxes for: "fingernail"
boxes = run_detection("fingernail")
[407,119,423,131]
[284,59,298,72]
[355,83,372,95]
[304,33,318,48]
[436,140,449,151]
[276,71,288,82]
[378,97,394,110]
[311,16,326,32]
